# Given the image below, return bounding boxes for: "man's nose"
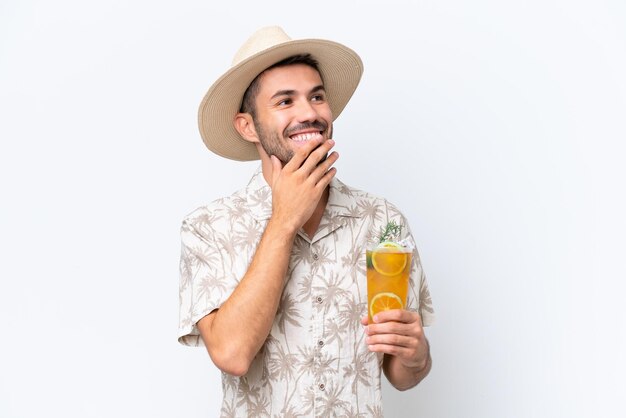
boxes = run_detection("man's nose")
[295,98,319,122]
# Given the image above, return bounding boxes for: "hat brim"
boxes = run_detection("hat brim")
[198,39,364,161]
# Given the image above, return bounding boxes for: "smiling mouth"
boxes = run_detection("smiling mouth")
[289,131,324,142]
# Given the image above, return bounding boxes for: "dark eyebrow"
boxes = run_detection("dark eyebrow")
[270,85,325,101]
[270,90,296,100]
[310,85,326,95]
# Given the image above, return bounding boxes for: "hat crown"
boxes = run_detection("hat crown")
[232,26,292,66]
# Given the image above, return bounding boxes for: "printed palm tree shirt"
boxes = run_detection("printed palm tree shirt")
[178,167,435,417]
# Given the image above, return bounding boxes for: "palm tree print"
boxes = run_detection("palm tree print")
[267,344,297,382]
[195,272,228,301]
[356,199,382,223]
[178,168,435,416]
[315,272,349,313]
[318,383,350,416]
[342,406,367,418]
[276,291,302,335]
[233,217,262,253]
[338,296,365,334]
[366,405,385,418]
[343,351,373,395]
[296,273,315,303]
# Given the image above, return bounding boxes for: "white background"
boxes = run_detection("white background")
[1,0,625,417]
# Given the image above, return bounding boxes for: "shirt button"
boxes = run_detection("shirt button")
[316,296,323,304]
[318,383,325,391]
[317,340,324,347]
[312,253,319,261]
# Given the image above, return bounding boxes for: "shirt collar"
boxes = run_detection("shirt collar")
[244,166,273,221]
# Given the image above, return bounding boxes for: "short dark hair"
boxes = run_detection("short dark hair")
[239,54,321,118]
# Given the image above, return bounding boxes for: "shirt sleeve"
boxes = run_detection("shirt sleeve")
[407,242,436,327]
[177,215,236,347]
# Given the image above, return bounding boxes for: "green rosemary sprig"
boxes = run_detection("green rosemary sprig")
[378,220,402,243]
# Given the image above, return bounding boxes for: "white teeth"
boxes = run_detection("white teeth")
[290,132,322,142]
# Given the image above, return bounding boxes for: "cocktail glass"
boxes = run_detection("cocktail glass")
[366,243,412,323]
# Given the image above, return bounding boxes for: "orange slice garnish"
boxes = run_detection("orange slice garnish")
[371,242,408,276]
[369,292,404,318]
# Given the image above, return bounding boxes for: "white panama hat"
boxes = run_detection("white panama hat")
[198,26,364,161]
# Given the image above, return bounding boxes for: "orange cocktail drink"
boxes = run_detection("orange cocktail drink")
[367,242,412,323]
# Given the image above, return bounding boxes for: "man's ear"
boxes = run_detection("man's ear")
[233,113,259,144]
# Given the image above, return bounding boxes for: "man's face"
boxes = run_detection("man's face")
[251,64,333,164]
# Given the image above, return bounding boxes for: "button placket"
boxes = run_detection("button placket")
[311,278,324,401]
[310,242,319,262]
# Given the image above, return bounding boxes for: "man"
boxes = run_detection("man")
[178,26,435,417]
